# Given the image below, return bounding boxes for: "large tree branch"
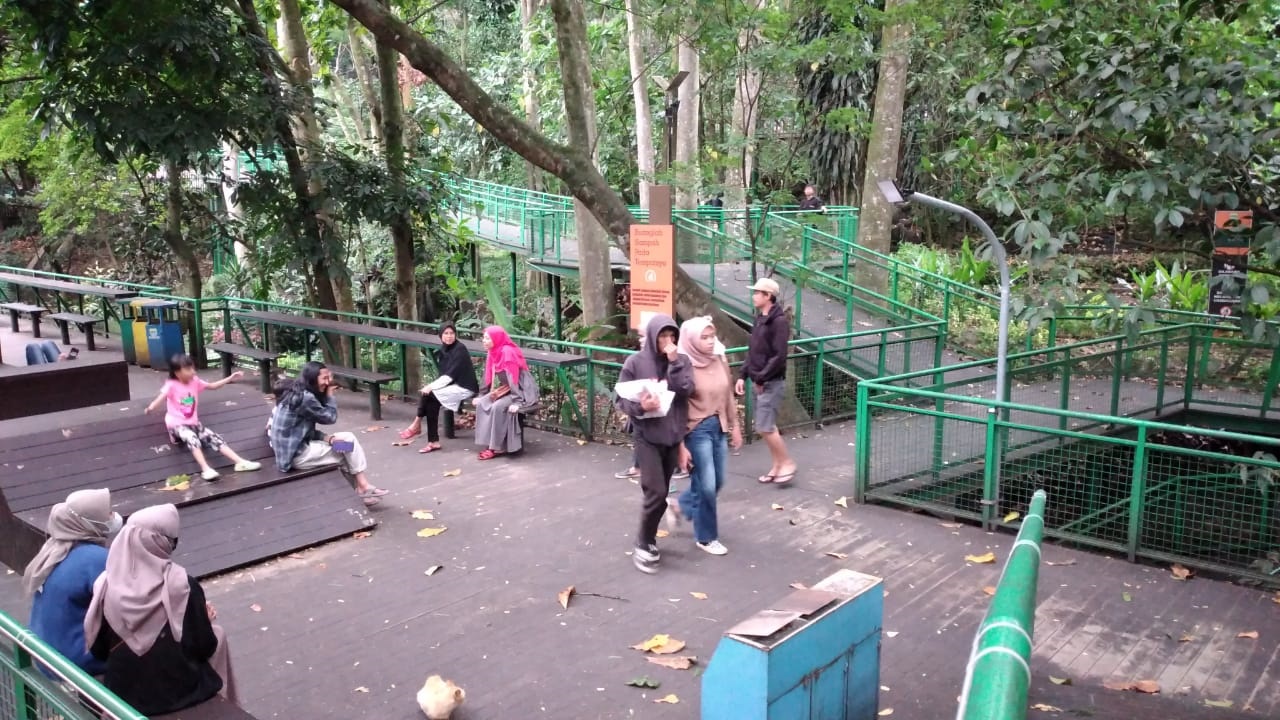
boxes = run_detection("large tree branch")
[330,0,636,242]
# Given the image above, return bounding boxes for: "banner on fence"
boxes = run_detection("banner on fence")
[1210,210,1251,319]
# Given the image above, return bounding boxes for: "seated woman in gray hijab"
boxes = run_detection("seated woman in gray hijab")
[23,488,121,677]
[84,504,239,714]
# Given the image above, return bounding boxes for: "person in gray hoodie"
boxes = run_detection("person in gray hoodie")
[615,314,695,574]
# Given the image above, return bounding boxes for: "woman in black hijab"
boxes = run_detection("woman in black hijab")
[399,323,481,453]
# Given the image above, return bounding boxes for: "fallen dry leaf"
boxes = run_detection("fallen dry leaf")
[1103,680,1134,691]
[442,468,461,477]
[982,586,996,596]
[1272,592,1280,605]
[353,686,369,693]
[834,496,849,508]
[1236,630,1259,639]
[1178,634,1194,643]
[690,592,708,600]
[1134,680,1160,694]
[771,503,785,511]
[249,604,262,613]
[425,565,443,576]
[287,553,305,560]
[577,439,588,445]
[646,655,697,670]
[884,631,899,638]
[652,638,686,654]
[965,552,997,564]
[656,529,670,539]
[364,425,385,432]
[633,634,672,652]
[825,552,849,560]
[1204,699,1234,708]
[1046,560,1076,566]
[416,527,447,538]
[353,531,373,539]
[1049,676,1071,686]
[789,582,807,590]
[410,510,435,520]
[654,694,679,704]
[878,709,894,717]
[1004,511,1021,523]
[938,522,963,529]
[161,480,190,492]
[391,440,413,447]
[1171,564,1193,580]
[558,585,575,610]
[1030,704,1062,712]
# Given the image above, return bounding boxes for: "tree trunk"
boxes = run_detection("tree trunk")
[519,0,545,194]
[550,0,617,334]
[235,0,340,324]
[330,0,750,347]
[855,0,910,300]
[674,38,701,211]
[162,160,202,300]
[279,0,356,342]
[347,17,384,144]
[624,0,654,211]
[725,0,766,215]
[220,142,249,267]
[377,0,422,392]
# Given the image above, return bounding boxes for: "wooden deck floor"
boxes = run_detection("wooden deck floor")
[0,336,1276,719]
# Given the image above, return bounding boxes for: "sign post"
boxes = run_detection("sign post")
[1210,210,1252,320]
[629,186,675,330]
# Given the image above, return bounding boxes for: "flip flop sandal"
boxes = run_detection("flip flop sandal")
[362,496,381,506]
[360,487,389,498]
[478,449,500,460]
[771,472,797,485]
[757,474,777,484]
[418,444,441,454]
[399,427,422,440]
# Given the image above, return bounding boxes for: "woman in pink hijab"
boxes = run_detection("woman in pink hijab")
[84,504,238,714]
[473,326,540,459]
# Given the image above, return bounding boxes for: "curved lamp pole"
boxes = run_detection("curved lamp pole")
[877,180,1012,529]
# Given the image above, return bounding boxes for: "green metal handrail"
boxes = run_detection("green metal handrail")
[0,609,145,720]
[956,488,1047,720]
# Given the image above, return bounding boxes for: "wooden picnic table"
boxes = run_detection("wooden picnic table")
[231,309,592,436]
[0,272,149,340]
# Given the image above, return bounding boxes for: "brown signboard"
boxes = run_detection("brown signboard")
[629,224,675,329]
[1210,211,1252,318]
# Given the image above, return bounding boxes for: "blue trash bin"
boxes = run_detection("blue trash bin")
[143,301,185,372]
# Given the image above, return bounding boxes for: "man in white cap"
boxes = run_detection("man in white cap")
[735,277,797,484]
[23,488,122,676]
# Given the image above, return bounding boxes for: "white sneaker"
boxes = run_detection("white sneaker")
[633,544,660,574]
[234,460,261,472]
[672,469,690,481]
[201,468,220,481]
[697,540,728,556]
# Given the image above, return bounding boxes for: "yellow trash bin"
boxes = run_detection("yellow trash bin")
[130,298,164,367]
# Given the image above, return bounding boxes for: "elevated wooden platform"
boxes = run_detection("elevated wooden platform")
[0,356,130,421]
[0,401,377,579]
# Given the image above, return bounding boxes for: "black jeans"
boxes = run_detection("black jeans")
[416,392,442,442]
[635,437,679,548]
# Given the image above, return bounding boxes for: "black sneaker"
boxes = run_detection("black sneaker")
[633,543,660,574]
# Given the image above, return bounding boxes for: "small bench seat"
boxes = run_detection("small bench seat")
[0,302,46,336]
[48,312,102,350]
[327,364,398,420]
[207,342,281,393]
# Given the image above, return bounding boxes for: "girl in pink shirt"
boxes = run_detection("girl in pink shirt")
[145,354,261,481]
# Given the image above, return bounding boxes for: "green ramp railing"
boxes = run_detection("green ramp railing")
[0,609,145,720]
[956,489,1047,720]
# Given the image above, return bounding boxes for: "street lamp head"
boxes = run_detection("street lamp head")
[877,179,911,206]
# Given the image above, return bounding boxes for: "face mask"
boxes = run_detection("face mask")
[103,512,123,534]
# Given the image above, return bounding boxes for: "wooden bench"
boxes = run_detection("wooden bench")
[327,364,398,420]
[0,358,130,421]
[207,342,280,393]
[1,301,46,336]
[0,401,378,580]
[48,312,102,350]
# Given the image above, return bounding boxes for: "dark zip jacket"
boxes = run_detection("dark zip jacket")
[740,302,789,384]
[615,314,695,446]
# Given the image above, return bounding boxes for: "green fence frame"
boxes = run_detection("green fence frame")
[0,610,144,720]
[957,489,1047,720]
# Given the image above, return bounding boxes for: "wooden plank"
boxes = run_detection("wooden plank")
[0,358,129,422]
[0,272,141,300]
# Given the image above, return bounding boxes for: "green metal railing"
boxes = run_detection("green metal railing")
[956,489,1047,720]
[0,610,144,720]
[855,323,1280,583]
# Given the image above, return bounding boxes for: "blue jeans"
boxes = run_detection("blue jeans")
[679,416,727,544]
[25,340,59,365]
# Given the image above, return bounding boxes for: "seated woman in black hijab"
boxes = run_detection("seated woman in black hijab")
[398,322,480,453]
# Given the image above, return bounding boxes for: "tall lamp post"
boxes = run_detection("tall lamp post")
[878,180,1013,528]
